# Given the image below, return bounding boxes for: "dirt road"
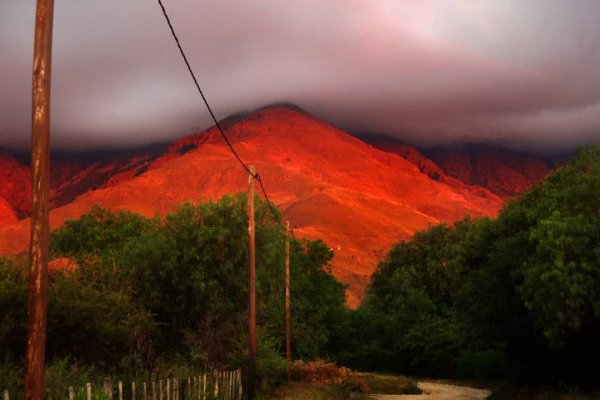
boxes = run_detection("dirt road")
[372,381,491,400]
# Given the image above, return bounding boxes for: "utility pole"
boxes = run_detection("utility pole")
[247,165,256,400]
[285,221,292,383]
[26,1,54,400]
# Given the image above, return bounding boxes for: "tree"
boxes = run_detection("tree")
[346,145,600,383]
[48,193,346,374]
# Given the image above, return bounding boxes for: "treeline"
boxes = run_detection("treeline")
[1,145,598,391]
[333,145,600,384]
[0,194,346,390]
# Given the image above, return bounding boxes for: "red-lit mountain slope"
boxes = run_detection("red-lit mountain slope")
[0,196,17,227]
[0,106,505,306]
[363,136,549,199]
[0,150,163,221]
[361,135,446,182]
[0,153,30,218]
[425,144,549,198]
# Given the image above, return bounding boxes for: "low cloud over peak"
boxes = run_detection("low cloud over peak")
[1,0,599,154]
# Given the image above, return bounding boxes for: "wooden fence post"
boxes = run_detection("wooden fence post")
[104,377,113,400]
[237,369,243,400]
[213,370,219,399]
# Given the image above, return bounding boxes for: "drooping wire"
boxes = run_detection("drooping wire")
[302,227,405,239]
[157,0,254,178]
[157,0,281,220]
[256,176,278,218]
[156,1,401,247]
[290,228,299,251]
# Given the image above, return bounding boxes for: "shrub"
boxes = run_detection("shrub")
[290,360,350,384]
[457,349,507,380]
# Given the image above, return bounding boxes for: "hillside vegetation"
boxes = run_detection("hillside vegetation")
[0,194,346,393]
[334,145,600,387]
[1,145,597,397]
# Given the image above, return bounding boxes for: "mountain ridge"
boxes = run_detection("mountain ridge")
[0,105,548,305]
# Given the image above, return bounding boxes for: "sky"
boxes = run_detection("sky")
[1,0,599,154]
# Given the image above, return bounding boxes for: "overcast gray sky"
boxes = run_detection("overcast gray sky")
[1,0,599,153]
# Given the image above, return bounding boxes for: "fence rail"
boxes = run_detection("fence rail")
[2,369,242,400]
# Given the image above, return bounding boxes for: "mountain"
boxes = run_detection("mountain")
[0,196,17,227]
[0,152,30,218]
[360,135,446,181]
[0,106,529,305]
[362,136,550,199]
[424,144,550,198]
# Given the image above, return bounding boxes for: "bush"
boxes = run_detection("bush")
[42,193,346,375]
[457,349,507,381]
[290,360,350,384]
[230,329,287,390]
[349,373,421,395]
[0,358,23,396]
[337,144,600,385]
[45,358,97,400]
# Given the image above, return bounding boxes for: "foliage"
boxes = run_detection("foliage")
[0,358,23,395]
[0,193,346,390]
[511,146,600,346]
[287,362,420,396]
[257,381,367,400]
[349,373,421,395]
[230,328,288,390]
[0,258,27,362]
[337,145,600,385]
[289,360,350,384]
[45,358,97,400]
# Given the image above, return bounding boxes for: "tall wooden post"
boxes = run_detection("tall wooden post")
[285,221,292,382]
[247,165,256,400]
[26,1,54,400]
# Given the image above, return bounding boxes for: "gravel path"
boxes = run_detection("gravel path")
[371,381,490,400]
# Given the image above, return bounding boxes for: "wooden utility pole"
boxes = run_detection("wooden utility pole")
[285,221,292,382]
[247,165,256,400]
[26,1,54,400]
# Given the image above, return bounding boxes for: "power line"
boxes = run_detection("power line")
[301,227,405,239]
[157,0,281,220]
[157,0,253,178]
[290,228,299,250]
[156,1,401,246]
[256,176,278,217]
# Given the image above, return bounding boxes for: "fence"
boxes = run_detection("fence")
[2,369,242,400]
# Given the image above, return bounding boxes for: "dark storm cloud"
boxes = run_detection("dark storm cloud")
[1,0,599,153]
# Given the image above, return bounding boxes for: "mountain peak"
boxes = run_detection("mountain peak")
[0,106,550,306]
[257,102,308,114]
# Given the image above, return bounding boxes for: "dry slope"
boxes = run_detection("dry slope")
[0,106,504,306]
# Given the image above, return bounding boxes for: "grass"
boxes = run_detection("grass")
[257,382,367,400]
[257,373,420,399]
